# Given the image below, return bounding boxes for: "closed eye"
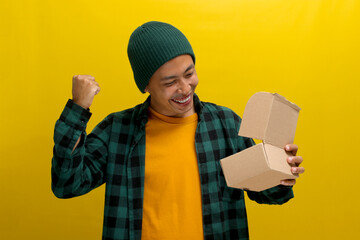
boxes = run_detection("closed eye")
[164,81,176,87]
[185,71,194,78]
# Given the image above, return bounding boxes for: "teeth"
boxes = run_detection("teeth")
[173,95,191,103]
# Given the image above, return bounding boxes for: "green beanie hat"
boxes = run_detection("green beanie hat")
[127,21,195,93]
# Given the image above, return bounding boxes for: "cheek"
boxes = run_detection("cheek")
[158,87,177,102]
[191,76,199,87]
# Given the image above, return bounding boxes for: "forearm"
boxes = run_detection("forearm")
[72,136,81,153]
[51,100,106,198]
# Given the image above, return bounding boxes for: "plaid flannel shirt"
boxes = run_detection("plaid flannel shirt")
[52,94,294,240]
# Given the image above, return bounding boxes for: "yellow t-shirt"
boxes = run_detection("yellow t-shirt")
[141,107,204,240]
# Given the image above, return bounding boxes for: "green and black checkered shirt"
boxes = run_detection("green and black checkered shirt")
[52,94,294,240]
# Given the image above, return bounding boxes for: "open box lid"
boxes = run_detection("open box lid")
[238,92,301,148]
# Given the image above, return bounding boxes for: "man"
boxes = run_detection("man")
[52,21,304,240]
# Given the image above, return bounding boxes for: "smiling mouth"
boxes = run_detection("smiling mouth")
[171,94,192,105]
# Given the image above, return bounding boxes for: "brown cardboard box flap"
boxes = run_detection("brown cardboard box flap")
[239,92,301,148]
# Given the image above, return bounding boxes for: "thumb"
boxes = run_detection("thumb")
[95,86,101,95]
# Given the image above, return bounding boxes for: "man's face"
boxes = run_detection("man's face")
[145,54,199,118]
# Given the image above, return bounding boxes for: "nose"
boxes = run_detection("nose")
[177,78,191,94]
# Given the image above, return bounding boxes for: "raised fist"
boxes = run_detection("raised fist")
[72,75,100,109]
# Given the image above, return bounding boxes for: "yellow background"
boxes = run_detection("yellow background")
[1,0,359,239]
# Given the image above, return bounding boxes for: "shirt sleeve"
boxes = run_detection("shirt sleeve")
[51,99,110,198]
[246,185,294,204]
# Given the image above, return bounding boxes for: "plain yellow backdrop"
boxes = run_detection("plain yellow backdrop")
[1,0,359,239]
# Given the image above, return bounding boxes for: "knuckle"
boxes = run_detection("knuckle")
[77,76,85,82]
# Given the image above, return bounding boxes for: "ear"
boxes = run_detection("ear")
[144,86,149,93]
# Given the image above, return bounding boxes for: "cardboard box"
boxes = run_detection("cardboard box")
[220,92,301,191]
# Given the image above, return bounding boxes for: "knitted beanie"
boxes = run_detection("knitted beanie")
[127,21,195,93]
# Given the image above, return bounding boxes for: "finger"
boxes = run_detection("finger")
[72,75,79,83]
[77,75,95,81]
[285,144,298,156]
[291,166,305,174]
[95,86,101,95]
[288,156,303,166]
[280,179,296,186]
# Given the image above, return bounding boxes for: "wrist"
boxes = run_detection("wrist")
[72,99,90,110]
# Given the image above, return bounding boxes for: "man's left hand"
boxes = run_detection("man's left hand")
[280,144,305,186]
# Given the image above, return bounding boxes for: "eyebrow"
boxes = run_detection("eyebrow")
[161,64,195,81]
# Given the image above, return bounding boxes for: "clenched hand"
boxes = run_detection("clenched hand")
[72,75,100,109]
